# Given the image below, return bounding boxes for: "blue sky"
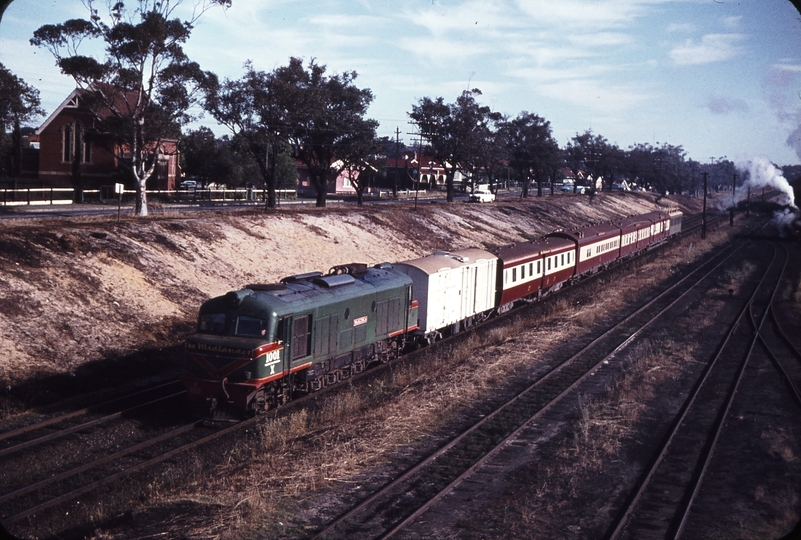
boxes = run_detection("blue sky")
[2,0,800,165]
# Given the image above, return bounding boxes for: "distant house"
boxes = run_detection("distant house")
[383,153,449,191]
[35,87,179,190]
[295,160,362,197]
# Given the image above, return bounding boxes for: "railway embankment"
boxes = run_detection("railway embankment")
[0,192,703,403]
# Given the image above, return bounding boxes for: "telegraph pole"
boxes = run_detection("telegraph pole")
[702,171,708,239]
[394,127,401,198]
[730,173,737,226]
[746,185,751,217]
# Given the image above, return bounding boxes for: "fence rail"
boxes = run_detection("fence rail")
[0,187,298,207]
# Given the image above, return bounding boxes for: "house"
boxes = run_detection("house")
[295,160,358,196]
[35,87,180,190]
[382,153,449,191]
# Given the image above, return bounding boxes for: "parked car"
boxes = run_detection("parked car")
[469,184,495,203]
[180,180,199,190]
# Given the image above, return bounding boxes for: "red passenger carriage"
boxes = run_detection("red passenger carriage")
[548,223,621,276]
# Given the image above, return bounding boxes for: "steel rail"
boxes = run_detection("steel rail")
[673,242,788,539]
[4,416,255,525]
[605,242,778,540]
[0,379,181,442]
[0,420,203,508]
[0,390,186,459]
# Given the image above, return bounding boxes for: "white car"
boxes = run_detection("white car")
[469,185,496,203]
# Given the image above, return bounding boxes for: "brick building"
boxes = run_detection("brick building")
[35,87,179,190]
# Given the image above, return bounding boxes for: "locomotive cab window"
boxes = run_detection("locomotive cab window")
[199,313,226,335]
[235,316,269,337]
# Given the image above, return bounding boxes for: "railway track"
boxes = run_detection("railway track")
[0,380,194,526]
[309,220,754,539]
[0,379,185,458]
[605,240,790,539]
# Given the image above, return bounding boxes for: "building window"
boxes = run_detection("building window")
[79,123,91,163]
[62,124,73,163]
[62,122,91,164]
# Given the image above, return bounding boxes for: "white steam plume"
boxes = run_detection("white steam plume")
[735,156,796,209]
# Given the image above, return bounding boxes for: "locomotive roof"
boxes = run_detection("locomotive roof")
[394,247,497,275]
[201,264,411,318]
[492,236,574,266]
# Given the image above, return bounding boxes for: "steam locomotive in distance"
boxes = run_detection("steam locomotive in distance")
[181,209,682,416]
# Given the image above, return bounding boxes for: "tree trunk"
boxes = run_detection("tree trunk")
[11,120,23,178]
[446,172,454,203]
[314,171,328,207]
[265,139,277,209]
[521,173,529,198]
[135,177,148,217]
[71,148,83,203]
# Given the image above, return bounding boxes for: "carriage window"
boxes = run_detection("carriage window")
[512,268,517,282]
[561,254,565,266]
[537,260,541,274]
[200,313,226,335]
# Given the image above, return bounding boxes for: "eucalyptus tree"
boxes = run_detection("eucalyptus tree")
[273,58,377,207]
[501,112,559,198]
[203,64,285,207]
[565,129,613,191]
[31,0,229,216]
[0,62,43,178]
[409,89,500,202]
[337,124,382,206]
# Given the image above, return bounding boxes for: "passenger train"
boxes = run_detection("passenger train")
[181,209,683,415]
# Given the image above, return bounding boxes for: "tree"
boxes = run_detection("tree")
[337,125,382,205]
[207,58,377,208]
[0,62,43,178]
[31,0,229,216]
[271,58,377,207]
[500,112,559,198]
[565,130,612,191]
[204,64,285,207]
[409,89,500,203]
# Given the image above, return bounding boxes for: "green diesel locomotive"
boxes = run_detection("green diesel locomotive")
[182,263,419,415]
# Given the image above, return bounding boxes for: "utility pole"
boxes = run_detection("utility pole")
[746,185,750,217]
[730,173,737,226]
[702,171,708,240]
[394,127,401,198]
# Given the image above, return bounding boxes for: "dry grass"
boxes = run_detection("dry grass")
[57,210,752,538]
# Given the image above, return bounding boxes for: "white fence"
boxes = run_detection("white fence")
[0,187,298,207]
